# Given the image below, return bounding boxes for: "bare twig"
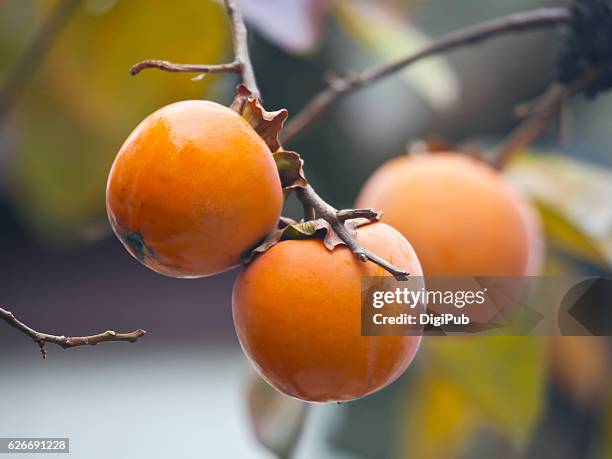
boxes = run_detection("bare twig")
[494,67,602,169]
[295,186,409,280]
[281,7,571,144]
[0,0,79,127]
[336,208,381,222]
[130,0,260,98]
[130,60,242,77]
[0,307,146,359]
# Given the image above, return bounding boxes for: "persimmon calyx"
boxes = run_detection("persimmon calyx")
[273,151,307,190]
[231,85,288,151]
[242,213,380,264]
[231,85,307,190]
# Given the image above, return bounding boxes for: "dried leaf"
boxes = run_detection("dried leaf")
[231,84,288,152]
[273,150,307,190]
[243,100,288,152]
[243,216,376,262]
[230,84,252,112]
[243,219,328,263]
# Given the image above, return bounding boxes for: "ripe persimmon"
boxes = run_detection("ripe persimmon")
[232,223,423,402]
[356,153,542,276]
[106,100,283,278]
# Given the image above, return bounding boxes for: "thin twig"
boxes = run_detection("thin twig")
[129,60,242,77]
[129,0,260,98]
[494,67,602,169]
[0,0,79,127]
[337,208,381,223]
[0,307,146,359]
[281,7,571,144]
[295,186,409,280]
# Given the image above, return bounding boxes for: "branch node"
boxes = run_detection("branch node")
[295,185,408,279]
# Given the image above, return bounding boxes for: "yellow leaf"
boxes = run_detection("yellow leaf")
[42,0,230,140]
[506,153,612,267]
[425,336,546,447]
[401,368,482,459]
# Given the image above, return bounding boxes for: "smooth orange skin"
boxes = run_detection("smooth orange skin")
[232,223,423,402]
[356,153,542,276]
[106,100,283,278]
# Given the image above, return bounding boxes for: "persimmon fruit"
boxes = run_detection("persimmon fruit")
[232,222,423,402]
[106,100,283,278]
[356,153,542,276]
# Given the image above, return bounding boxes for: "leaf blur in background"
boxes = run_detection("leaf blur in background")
[2,0,230,244]
[334,0,460,111]
[239,0,330,54]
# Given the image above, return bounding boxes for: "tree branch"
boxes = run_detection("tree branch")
[0,307,146,359]
[494,67,602,169]
[281,7,571,144]
[295,186,409,280]
[129,0,260,98]
[0,0,78,127]
[224,0,260,99]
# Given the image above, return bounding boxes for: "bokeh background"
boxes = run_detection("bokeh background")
[1,0,611,458]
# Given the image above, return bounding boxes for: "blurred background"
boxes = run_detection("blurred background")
[0,0,611,458]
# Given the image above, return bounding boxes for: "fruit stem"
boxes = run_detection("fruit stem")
[296,185,409,280]
[281,7,572,144]
[0,306,146,359]
[129,0,261,99]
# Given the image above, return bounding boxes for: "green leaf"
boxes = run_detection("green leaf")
[425,336,546,447]
[536,201,608,267]
[247,374,309,459]
[10,89,113,244]
[506,153,612,267]
[334,0,459,111]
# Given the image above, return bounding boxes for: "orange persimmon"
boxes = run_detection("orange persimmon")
[106,100,283,278]
[232,223,423,402]
[356,153,542,276]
